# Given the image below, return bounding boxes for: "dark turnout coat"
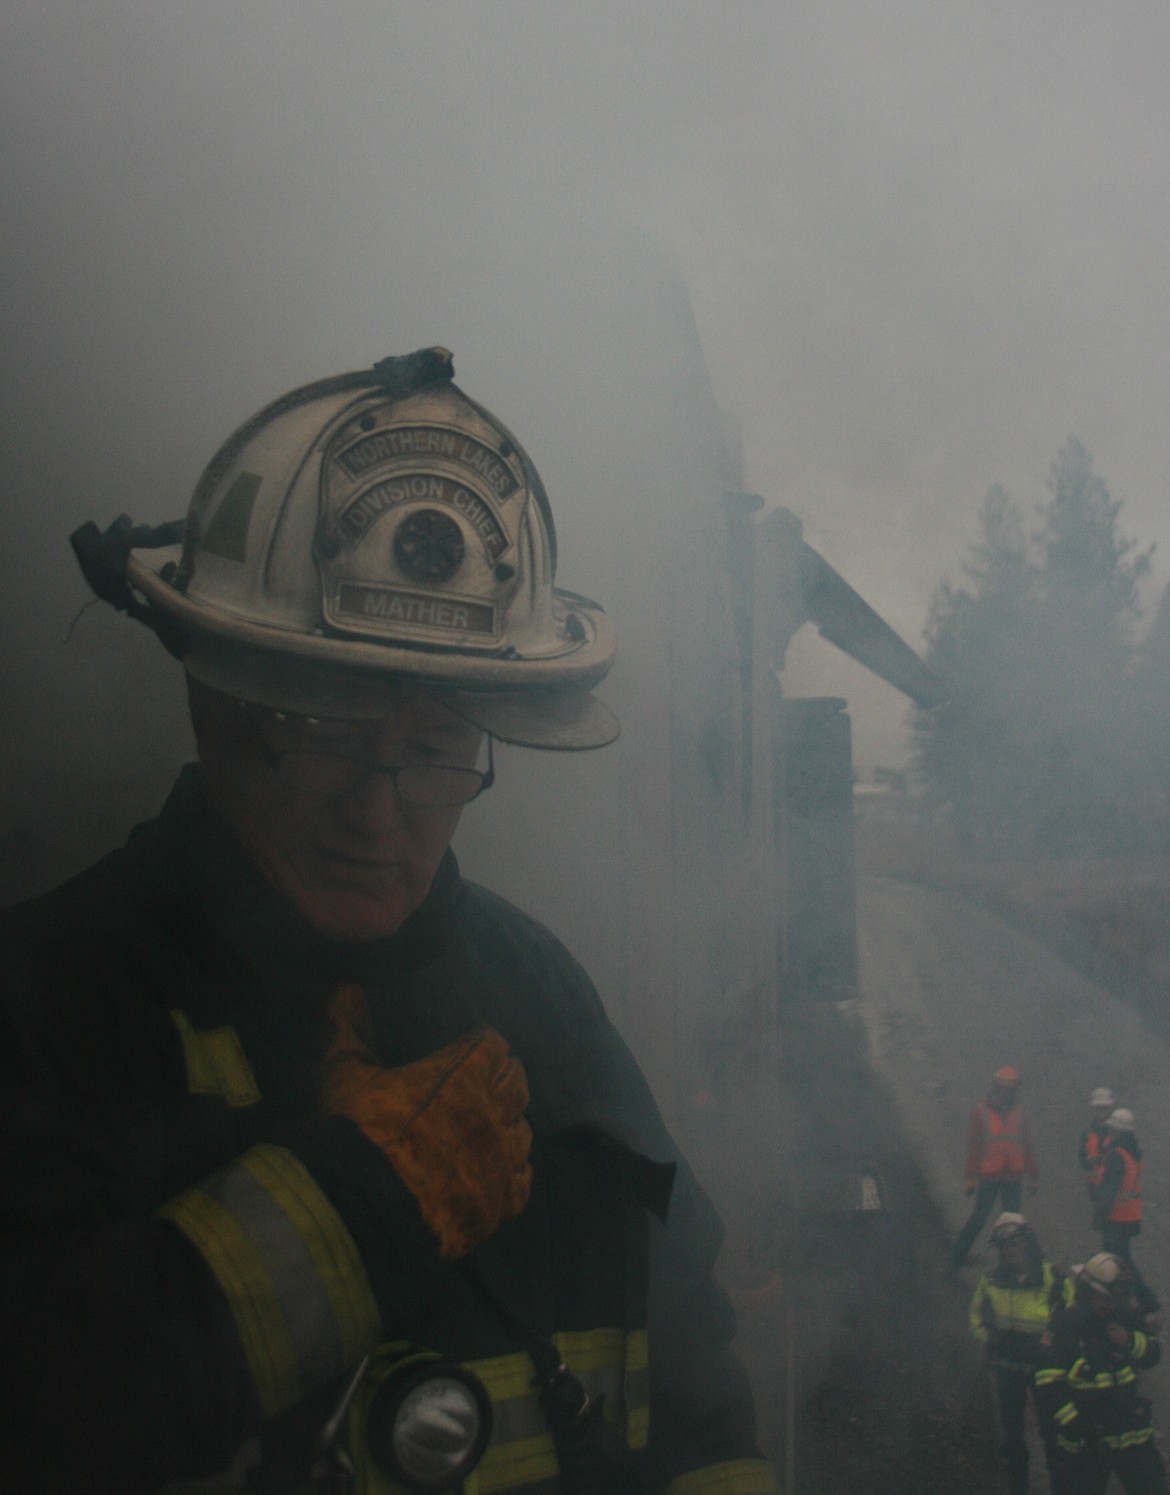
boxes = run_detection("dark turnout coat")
[0,768,774,1495]
[1034,1300,1161,1456]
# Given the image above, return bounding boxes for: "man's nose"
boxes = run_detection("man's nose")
[333,766,410,838]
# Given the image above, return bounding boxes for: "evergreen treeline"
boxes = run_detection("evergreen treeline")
[914,437,1170,858]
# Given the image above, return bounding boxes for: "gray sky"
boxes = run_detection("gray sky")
[4,1,1170,774]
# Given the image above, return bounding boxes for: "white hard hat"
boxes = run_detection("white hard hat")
[990,1212,1028,1244]
[1090,1087,1116,1108]
[1074,1252,1132,1299]
[73,349,618,749]
[1106,1108,1136,1132]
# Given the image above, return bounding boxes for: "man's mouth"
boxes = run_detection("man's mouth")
[311,848,402,878]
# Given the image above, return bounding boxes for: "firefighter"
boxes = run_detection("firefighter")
[1094,1108,1160,1316]
[1079,1087,1116,1182]
[951,1065,1039,1268]
[0,351,779,1495]
[1035,1253,1167,1494]
[968,1212,1072,1495]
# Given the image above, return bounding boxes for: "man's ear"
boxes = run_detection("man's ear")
[186,676,249,759]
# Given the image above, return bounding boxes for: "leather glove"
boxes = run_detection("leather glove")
[323,983,533,1260]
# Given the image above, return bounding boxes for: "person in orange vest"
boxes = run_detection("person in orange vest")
[1093,1108,1160,1315]
[950,1066,1039,1269]
[1078,1086,1115,1187]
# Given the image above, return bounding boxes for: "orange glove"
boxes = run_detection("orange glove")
[323,983,533,1260]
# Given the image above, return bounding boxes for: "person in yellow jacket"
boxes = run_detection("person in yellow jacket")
[968,1213,1072,1495]
[0,350,780,1495]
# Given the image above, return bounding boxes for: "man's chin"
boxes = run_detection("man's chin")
[296,889,414,942]
[284,863,422,942]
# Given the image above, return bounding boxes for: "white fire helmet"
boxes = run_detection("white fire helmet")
[74,349,618,749]
[1090,1087,1116,1109]
[1106,1108,1136,1132]
[1074,1252,1132,1300]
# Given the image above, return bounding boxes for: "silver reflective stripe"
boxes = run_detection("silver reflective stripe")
[489,1389,549,1445]
[203,1162,344,1390]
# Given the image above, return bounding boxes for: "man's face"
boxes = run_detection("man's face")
[1092,1105,1113,1124]
[190,680,485,941]
[1001,1237,1028,1271]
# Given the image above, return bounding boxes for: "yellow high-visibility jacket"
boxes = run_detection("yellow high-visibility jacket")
[969,1261,1072,1370]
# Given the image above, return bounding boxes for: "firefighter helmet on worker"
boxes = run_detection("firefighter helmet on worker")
[1074,1252,1133,1304]
[992,1065,1021,1088]
[1106,1108,1136,1133]
[72,348,618,749]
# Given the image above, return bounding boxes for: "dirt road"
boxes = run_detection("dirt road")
[694,871,1170,1490]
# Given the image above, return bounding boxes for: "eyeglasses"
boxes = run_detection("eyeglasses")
[249,710,495,806]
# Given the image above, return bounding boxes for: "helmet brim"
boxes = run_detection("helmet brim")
[183,634,619,749]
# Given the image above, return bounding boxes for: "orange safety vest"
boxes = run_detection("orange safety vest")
[1108,1145,1143,1224]
[1085,1128,1105,1188]
[977,1102,1027,1177]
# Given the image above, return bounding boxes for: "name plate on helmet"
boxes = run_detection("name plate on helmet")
[318,410,524,649]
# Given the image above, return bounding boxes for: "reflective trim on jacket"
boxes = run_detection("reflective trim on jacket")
[969,1262,1070,1357]
[966,1100,1035,1181]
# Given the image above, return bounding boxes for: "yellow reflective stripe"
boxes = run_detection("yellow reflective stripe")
[1035,1368,1066,1386]
[473,1348,542,1403]
[160,1146,379,1418]
[624,1326,649,1446]
[160,1184,297,1416]
[1133,1331,1149,1357]
[242,1146,379,1365]
[1054,1402,1079,1427]
[1116,1365,1137,1385]
[1073,1372,1118,1390]
[1068,1357,1119,1390]
[477,1433,560,1493]
[556,1326,625,1369]
[555,1326,648,1449]
[1103,1427,1154,1449]
[665,1458,782,1495]
[170,1009,260,1107]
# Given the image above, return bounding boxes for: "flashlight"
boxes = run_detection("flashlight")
[364,1352,493,1493]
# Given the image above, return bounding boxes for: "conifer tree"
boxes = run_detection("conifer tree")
[914,440,1154,856]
